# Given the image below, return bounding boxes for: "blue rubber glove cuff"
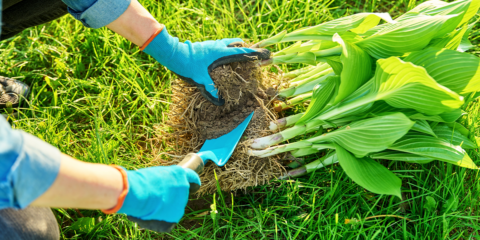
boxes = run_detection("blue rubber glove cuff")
[117,165,201,223]
[142,27,270,105]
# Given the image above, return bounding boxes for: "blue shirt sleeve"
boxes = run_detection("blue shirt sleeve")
[0,116,61,209]
[62,0,131,29]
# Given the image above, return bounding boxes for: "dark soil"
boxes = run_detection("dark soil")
[196,61,270,140]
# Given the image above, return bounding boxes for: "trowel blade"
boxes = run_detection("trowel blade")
[197,112,254,167]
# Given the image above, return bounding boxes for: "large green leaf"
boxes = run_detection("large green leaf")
[374,57,464,115]
[363,0,477,38]
[357,15,457,59]
[276,33,362,56]
[401,0,450,17]
[404,48,480,94]
[314,57,463,123]
[308,113,414,157]
[411,119,437,137]
[428,23,469,50]
[319,78,375,120]
[296,76,337,125]
[281,13,394,43]
[445,121,470,136]
[370,150,435,164]
[433,124,477,149]
[457,21,476,52]
[335,144,402,198]
[389,133,478,169]
[423,0,480,36]
[409,108,465,122]
[332,34,373,104]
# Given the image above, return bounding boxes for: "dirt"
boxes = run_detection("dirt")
[158,55,286,195]
[196,61,269,140]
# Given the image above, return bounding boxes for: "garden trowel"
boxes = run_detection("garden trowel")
[129,112,255,233]
[177,112,254,175]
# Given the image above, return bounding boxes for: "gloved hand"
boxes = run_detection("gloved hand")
[111,165,201,232]
[142,26,271,106]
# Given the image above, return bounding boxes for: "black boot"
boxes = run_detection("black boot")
[0,76,30,109]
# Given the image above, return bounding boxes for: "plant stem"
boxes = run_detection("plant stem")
[251,94,377,148]
[274,92,312,112]
[280,152,338,179]
[313,46,342,57]
[283,66,317,79]
[269,113,305,130]
[279,72,335,98]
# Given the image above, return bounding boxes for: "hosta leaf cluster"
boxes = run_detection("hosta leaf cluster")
[252,0,480,197]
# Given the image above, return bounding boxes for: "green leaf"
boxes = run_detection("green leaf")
[445,121,470,136]
[357,15,457,59]
[370,150,435,164]
[428,23,469,50]
[281,13,394,42]
[403,0,450,16]
[404,48,480,94]
[433,124,477,149]
[335,144,402,198]
[296,76,337,125]
[457,21,476,52]
[409,108,465,123]
[364,0,477,38]
[308,113,414,157]
[426,0,480,29]
[374,57,464,115]
[332,33,373,104]
[326,58,343,75]
[389,133,478,169]
[411,119,437,137]
[424,196,437,212]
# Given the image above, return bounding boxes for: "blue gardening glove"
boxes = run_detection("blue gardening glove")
[117,165,201,232]
[143,27,270,106]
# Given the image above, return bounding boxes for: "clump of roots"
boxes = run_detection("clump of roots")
[158,61,286,194]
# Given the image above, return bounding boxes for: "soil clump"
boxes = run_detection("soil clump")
[196,61,266,140]
[158,58,286,195]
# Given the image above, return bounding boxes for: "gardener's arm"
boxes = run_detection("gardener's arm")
[0,115,200,232]
[30,154,123,209]
[61,0,270,105]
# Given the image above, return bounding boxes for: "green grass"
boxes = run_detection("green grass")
[2,0,480,239]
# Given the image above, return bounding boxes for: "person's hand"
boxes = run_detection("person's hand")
[141,26,271,105]
[114,165,201,232]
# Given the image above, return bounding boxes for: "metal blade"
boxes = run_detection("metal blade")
[197,112,254,166]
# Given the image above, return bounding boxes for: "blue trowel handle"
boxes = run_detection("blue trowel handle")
[177,153,205,194]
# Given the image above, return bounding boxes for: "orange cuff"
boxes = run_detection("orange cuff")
[102,165,129,214]
[140,25,165,51]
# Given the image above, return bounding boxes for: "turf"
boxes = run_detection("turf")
[1,0,480,239]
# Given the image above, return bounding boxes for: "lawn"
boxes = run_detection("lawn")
[2,0,480,239]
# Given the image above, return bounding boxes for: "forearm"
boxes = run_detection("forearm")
[106,0,162,46]
[31,154,123,210]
